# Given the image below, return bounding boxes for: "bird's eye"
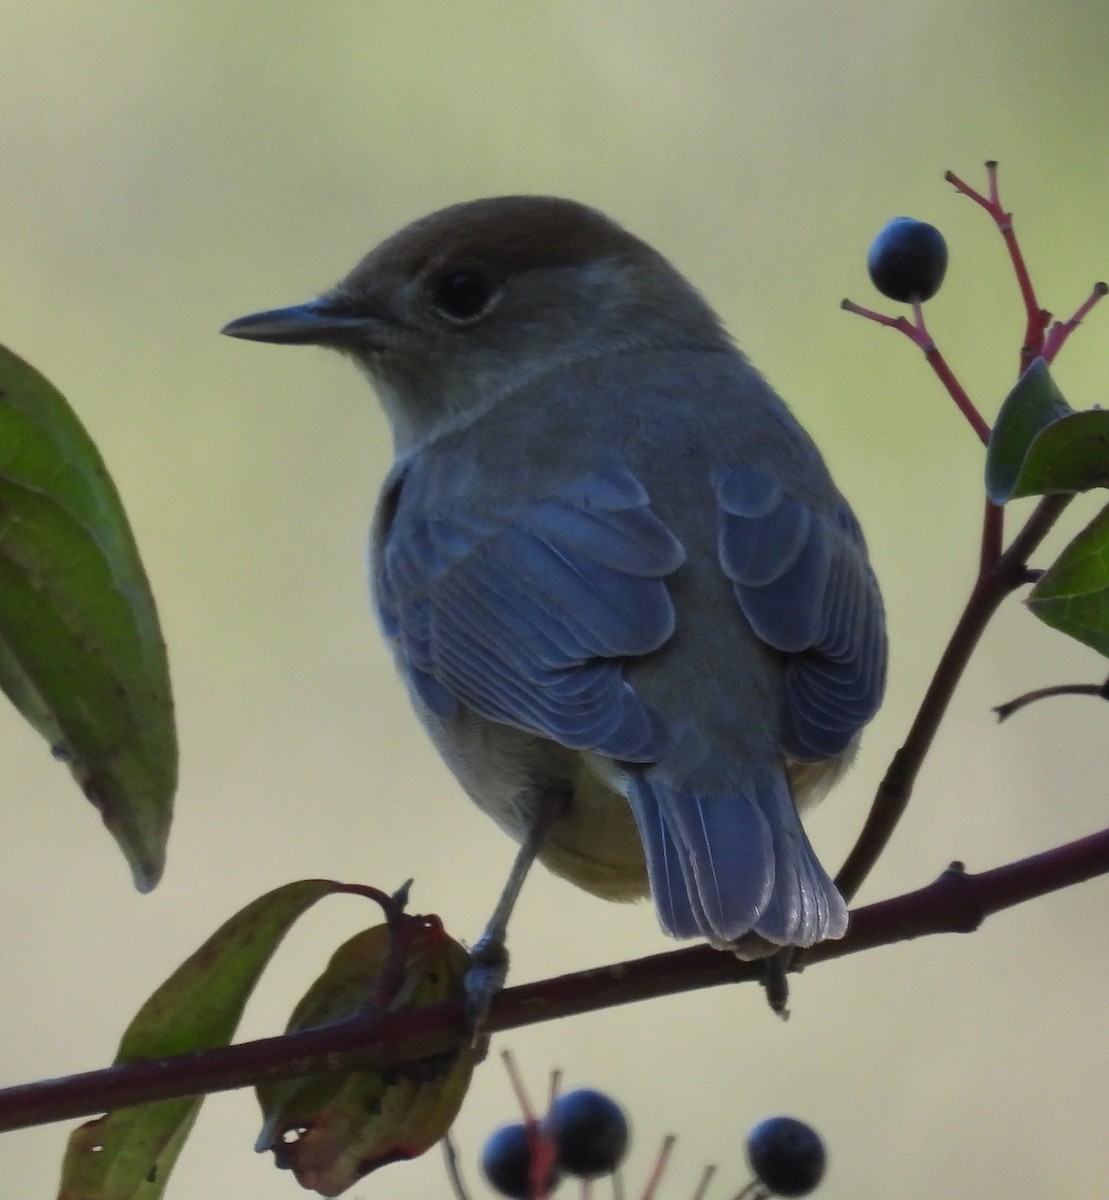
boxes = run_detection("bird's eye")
[429,268,499,323]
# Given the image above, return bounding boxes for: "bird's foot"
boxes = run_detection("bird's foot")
[731,934,796,1018]
[758,949,794,1019]
[464,932,510,1037]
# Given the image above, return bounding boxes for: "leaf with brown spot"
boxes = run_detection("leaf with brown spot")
[256,918,477,1196]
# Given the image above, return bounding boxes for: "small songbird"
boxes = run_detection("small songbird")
[223,196,886,953]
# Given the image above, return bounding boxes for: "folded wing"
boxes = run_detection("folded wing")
[715,465,887,762]
[375,463,686,761]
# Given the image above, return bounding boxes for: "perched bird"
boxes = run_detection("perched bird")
[223,196,886,953]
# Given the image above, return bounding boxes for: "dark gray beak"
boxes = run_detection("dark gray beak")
[220,299,367,346]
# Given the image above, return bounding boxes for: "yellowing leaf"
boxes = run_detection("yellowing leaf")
[256,918,476,1196]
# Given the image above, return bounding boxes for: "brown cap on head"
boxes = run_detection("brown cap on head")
[346,195,670,284]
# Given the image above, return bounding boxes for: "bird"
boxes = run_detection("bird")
[222,195,886,957]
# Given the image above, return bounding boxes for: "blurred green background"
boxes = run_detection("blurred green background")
[2,3,1108,1197]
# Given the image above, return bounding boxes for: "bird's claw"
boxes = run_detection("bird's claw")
[464,934,509,1042]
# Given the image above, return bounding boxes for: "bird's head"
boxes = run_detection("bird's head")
[222,196,730,451]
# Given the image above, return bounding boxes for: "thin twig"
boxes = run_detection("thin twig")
[841,299,990,443]
[1042,281,1109,363]
[640,1135,677,1200]
[689,1163,718,1200]
[994,678,1109,721]
[497,1049,560,1199]
[548,1066,562,1111]
[442,1132,474,1200]
[922,338,991,445]
[946,162,1050,370]
[502,1047,537,1124]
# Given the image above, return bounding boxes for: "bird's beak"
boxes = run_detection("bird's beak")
[220,299,369,347]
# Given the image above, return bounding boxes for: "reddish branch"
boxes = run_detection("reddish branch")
[1,824,1108,1135]
[1042,282,1109,363]
[945,162,1050,372]
[834,491,1071,903]
[837,161,1097,905]
[944,165,1107,371]
[839,298,991,445]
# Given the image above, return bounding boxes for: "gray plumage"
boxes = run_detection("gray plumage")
[222,196,886,950]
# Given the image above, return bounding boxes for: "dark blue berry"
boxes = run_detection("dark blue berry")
[481,1122,561,1198]
[867,216,948,303]
[545,1088,630,1178]
[745,1116,826,1197]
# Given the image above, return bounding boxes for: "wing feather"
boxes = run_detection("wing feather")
[716,466,886,762]
[375,463,685,761]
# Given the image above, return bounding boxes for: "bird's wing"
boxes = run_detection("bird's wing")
[715,465,887,762]
[375,462,685,761]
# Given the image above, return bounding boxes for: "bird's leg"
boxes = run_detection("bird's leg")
[732,933,795,1018]
[465,797,559,1030]
[759,949,794,1019]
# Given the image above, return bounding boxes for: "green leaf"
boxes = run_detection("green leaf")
[58,879,347,1200]
[985,357,1075,505]
[256,919,477,1194]
[0,344,176,890]
[1007,409,1109,499]
[1027,502,1109,658]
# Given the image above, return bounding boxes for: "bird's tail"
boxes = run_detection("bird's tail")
[627,770,847,949]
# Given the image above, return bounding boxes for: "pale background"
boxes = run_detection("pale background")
[2,4,1108,1198]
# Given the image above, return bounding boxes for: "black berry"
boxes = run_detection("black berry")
[545,1088,630,1178]
[745,1116,826,1197]
[480,1122,561,1199]
[867,216,948,303]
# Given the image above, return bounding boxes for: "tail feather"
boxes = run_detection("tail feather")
[626,782,701,938]
[665,790,775,944]
[627,772,847,949]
